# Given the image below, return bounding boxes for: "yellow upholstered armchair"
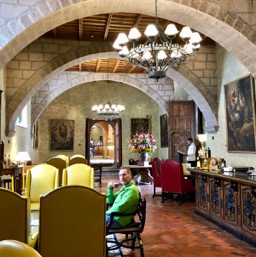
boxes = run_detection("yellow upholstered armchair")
[69,155,88,166]
[24,164,59,211]
[0,240,42,257]
[0,188,37,247]
[46,156,67,185]
[62,163,94,188]
[38,186,106,257]
[56,154,69,166]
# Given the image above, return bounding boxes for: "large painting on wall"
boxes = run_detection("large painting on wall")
[224,75,256,152]
[50,119,74,151]
[160,114,168,147]
[131,118,150,137]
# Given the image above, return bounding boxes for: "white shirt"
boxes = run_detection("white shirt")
[187,143,196,161]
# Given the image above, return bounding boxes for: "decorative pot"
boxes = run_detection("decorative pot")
[137,152,149,166]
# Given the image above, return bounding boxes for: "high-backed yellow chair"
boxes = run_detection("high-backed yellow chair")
[24,164,59,211]
[0,240,42,257]
[62,163,94,188]
[38,186,106,257]
[46,157,67,185]
[0,188,37,247]
[56,154,69,166]
[68,155,88,166]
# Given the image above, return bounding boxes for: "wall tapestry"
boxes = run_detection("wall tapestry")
[50,119,74,151]
[224,75,256,152]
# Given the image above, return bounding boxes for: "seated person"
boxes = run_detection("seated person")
[106,167,139,228]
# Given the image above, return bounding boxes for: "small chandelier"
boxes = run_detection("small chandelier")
[113,0,202,81]
[91,101,125,121]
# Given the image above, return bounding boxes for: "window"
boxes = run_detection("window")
[16,105,28,128]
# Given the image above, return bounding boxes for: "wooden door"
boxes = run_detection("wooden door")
[169,101,195,161]
[85,118,122,166]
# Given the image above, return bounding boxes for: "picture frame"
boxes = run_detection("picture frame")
[33,120,39,149]
[131,118,150,137]
[50,119,74,151]
[224,75,256,152]
[160,114,168,147]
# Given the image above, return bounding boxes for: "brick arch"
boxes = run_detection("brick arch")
[29,72,167,132]
[1,0,256,77]
[166,68,217,133]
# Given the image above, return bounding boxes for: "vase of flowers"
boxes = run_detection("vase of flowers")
[128,133,157,165]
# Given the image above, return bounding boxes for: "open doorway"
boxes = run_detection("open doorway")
[85,118,122,167]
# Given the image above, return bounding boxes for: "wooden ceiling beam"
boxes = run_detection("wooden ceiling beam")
[133,14,143,28]
[113,60,120,73]
[52,28,57,38]
[104,13,112,40]
[128,66,136,73]
[95,60,101,72]
[79,19,83,40]
[79,63,82,71]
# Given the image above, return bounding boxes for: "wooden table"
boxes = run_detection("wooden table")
[0,166,23,194]
[125,165,153,184]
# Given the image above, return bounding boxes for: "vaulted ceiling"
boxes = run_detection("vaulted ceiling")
[41,13,214,74]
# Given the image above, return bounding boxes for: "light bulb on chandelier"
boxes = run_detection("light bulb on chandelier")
[113,0,202,81]
[91,101,125,122]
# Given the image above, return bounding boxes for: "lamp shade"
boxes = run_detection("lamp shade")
[198,134,207,143]
[16,151,31,162]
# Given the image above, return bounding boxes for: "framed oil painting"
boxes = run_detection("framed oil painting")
[224,75,256,152]
[50,119,74,151]
[131,118,150,137]
[160,114,168,147]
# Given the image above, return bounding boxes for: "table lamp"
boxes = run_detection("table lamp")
[16,151,31,166]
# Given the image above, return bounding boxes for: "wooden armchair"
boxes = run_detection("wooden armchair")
[24,164,59,210]
[106,197,146,257]
[38,186,106,257]
[0,240,42,257]
[160,159,194,204]
[151,157,162,197]
[0,188,37,247]
[62,163,94,188]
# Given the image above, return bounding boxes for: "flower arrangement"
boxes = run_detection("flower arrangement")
[128,133,157,153]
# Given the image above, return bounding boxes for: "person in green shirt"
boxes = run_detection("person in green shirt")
[106,167,140,228]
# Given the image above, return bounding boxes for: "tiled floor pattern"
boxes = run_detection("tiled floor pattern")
[98,175,256,257]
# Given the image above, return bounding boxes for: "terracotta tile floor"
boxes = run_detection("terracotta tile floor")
[97,175,256,257]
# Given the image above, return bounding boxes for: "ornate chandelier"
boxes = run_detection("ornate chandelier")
[113,0,202,81]
[91,101,125,121]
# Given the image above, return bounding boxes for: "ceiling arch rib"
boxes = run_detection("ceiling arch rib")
[0,0,256,78]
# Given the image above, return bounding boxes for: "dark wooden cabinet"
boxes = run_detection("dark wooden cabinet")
[169,101,195,161]
[191,169,256,246]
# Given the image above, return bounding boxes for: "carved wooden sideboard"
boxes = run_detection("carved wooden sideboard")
[189,168,256,246]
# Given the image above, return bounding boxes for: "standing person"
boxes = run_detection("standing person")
[90,139,95,160]
[187,137,197,167]
[106,168,139,228]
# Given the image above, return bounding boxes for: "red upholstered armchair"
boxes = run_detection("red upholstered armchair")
[160,159,194,204]
[151,157,162,197]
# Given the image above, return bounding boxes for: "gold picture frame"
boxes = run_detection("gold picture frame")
[50,119,74,151]
[224,75,256,152]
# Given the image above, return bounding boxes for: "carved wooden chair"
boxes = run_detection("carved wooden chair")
[106,197,146,257]
[151,157,162,197]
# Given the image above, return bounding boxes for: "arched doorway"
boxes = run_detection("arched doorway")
[85,118,122,167]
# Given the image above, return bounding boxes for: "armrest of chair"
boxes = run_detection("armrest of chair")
[106,209,138,229]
